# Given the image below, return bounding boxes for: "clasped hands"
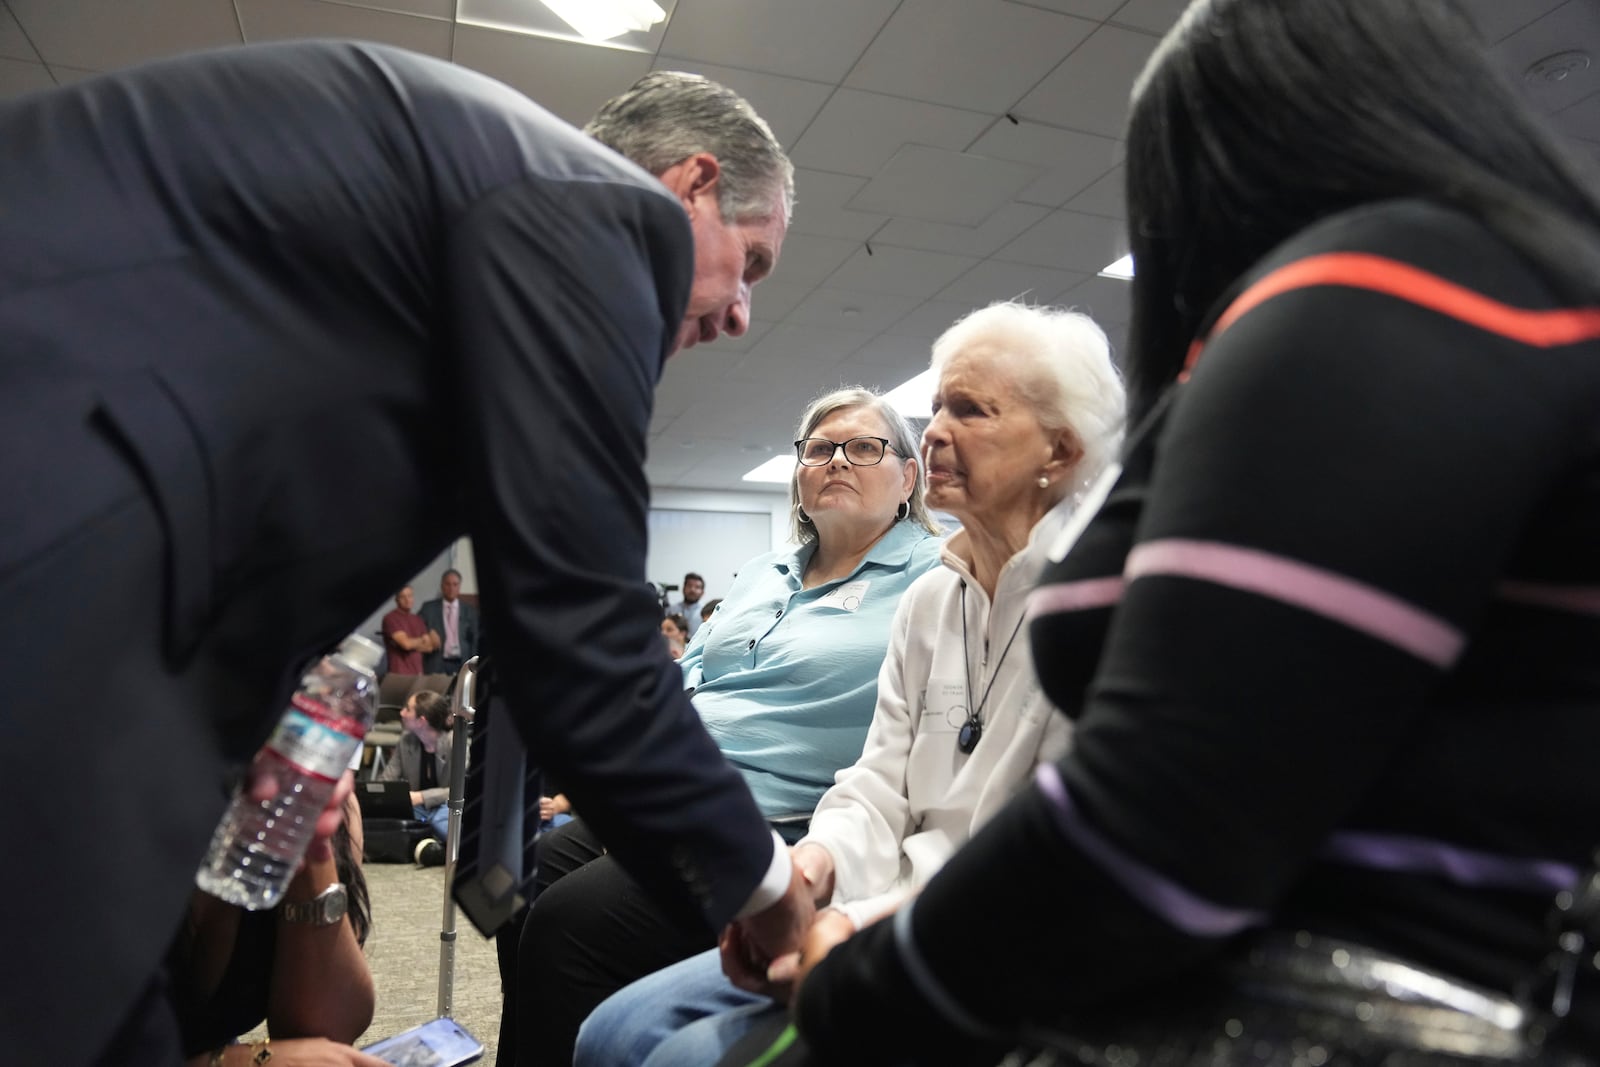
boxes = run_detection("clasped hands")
[720,843,856,1005]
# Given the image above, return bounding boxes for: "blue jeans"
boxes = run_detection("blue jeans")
[414,803,449,842]
[573,948,780,1067]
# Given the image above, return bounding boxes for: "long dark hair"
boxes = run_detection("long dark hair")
[1123,0,1600,421]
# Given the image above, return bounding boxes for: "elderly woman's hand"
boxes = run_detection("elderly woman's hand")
[790,843,836,906]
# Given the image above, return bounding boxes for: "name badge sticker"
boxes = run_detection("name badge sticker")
[815,579,871,613]
[921,677,966,733]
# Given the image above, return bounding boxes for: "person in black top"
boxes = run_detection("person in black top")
[771,2,1600,1064]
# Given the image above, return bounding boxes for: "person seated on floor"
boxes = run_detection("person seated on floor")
[174,787,380,1067]
[698,3,1600,1065]
[500,385,946,1067]
[376,690,456,861]
[660,613,691,660]
[573,301,1127,1067]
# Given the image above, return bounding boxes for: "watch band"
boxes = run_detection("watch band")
[280,882,345,926]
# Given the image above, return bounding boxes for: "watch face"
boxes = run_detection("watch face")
[322,886,348,924]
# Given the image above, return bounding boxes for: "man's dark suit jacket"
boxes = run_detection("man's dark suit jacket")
[418,595,480,672]
[0,41,773,1065]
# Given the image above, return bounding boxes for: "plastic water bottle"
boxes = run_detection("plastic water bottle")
[195,633,383,910]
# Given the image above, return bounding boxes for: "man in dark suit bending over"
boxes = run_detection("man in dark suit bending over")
[0,44,810,1065]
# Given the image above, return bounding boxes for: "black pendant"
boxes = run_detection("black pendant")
[958,717,982,754]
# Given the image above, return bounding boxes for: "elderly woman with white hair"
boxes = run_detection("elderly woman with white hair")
[573,301,1126,1067]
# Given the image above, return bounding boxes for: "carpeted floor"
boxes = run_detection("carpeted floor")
[243,861,506,1063]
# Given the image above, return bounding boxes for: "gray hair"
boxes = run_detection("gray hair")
[585,71,795,224]
[790,386,942,545]
[930,302,1126,499]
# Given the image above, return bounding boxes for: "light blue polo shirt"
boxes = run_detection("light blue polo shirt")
[681,520,942,818]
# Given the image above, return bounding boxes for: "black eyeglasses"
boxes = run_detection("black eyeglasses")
[793,436,899,467]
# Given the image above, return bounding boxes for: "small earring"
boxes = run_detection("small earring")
[796,503,812,524]
[1037,475,1050,489]
[895,500,910,521]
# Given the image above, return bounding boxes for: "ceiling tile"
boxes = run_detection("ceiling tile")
[315,0,455,18]
[873,201,1050,257]
[1063,162,1124,218]
[887,298,984,340]
[791,88,993,177]
[822,245,980,300]
[742,320,876,367]
[848,332,935,368]
[1009,0,1123,18]
[0,4,36,62]
[768,233,861,288]
[845,0,1095,113]
[451,24,651,127]
[46,64,98,85]
[847,144,1040,226]
[935,258,1088,306]
[1014,23,1160,138]
[787,170,888,241]
[1456,0,1568,45]
[9,0,241,72]
[826,354,922,394]
[239,0,450,57]
[746,281,813,325]
[0,55,52,98]
[969,118,1122,207]
[784,286,925,333]
[993,209,1127,273]
[1553,92,1600,141]
[1058,274,1131,325]
[1108,0,1188,36]
[660,0,899,83]
[699,320,775,355]
[649,57,833,149]
[1493,1,1600,114]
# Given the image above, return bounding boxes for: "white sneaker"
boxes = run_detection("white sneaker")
[414,838,445,867]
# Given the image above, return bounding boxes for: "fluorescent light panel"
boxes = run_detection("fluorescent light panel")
[540,0,665,41]
[742,455,795,484]
[1098,253,1134,280]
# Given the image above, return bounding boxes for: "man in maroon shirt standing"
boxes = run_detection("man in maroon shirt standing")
[382,586,434,675]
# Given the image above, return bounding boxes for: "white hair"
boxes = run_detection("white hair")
[930,301,1126,498]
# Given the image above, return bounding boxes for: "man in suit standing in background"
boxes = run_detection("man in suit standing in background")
[420,568,479,676]
[1,43,811,1066]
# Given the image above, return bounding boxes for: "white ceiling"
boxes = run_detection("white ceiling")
[2,0,1597,492]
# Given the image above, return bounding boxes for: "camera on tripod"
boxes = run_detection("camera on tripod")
[653,582,679,614]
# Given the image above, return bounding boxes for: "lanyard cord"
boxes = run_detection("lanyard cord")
[958,582,1027,753]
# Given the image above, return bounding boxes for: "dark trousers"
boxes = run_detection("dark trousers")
[496,818,715,1067]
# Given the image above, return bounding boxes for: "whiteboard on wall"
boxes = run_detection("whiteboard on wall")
[647,508,773,603]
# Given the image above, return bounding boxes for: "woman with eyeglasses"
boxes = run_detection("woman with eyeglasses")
[574,301,1126,1067]
[504,386,943,1067]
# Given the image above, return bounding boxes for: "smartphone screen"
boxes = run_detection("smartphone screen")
[362,1017,484,1067]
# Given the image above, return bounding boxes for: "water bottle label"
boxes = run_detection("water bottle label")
[265,705,360,781]
[290,691,368,739]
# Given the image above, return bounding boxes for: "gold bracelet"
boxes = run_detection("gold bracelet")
[251,1039,273,1065]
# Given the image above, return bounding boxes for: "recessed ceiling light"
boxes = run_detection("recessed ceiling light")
[1098,253,1134,280]
[540,0,665,41]
[1525,50,1591,85]
[742,455,795,483]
